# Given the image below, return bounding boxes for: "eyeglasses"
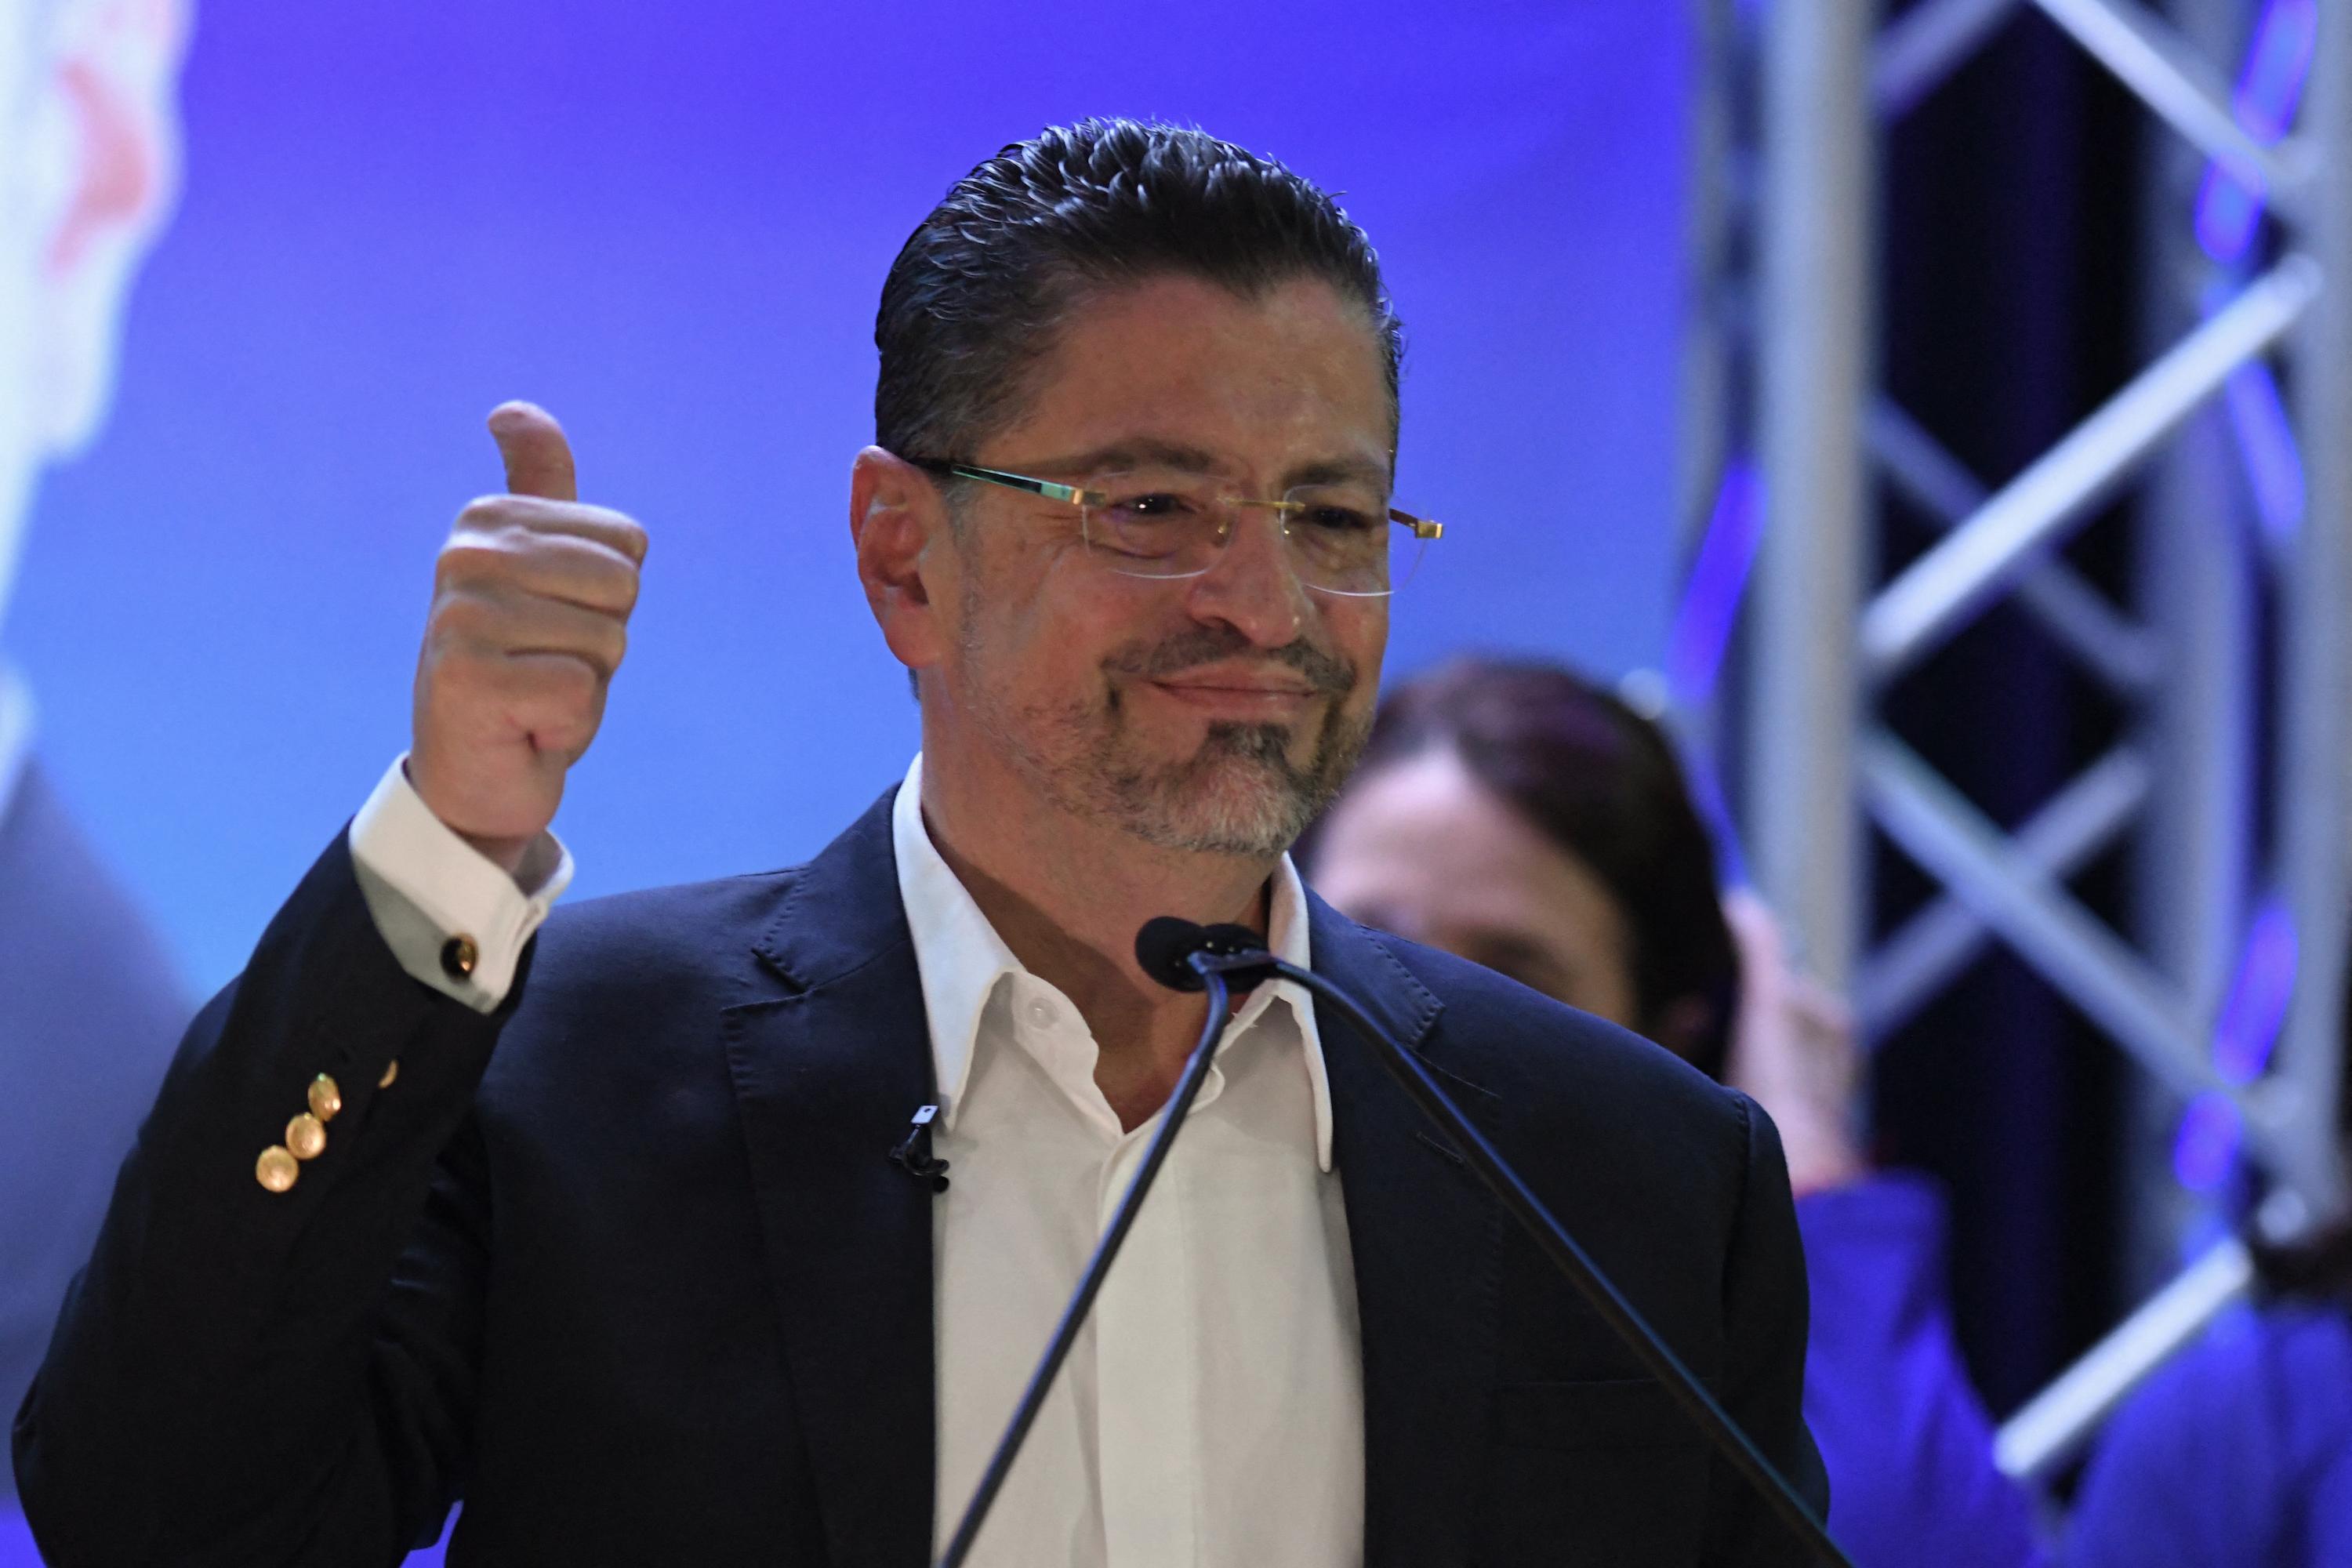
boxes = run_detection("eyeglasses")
[908,458,1444,598]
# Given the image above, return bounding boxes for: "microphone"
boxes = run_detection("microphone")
[888,1104,950,1192]
[1133,916,1276,993]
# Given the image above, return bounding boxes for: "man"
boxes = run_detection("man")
[16,119,1824,1565]
[0,0,191,1544]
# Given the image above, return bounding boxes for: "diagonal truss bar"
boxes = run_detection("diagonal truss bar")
[1874,0,2021,120]
[1858,731,2248,1116]
[1869,397,2160,693]
[1862,256,2319,683]
[2031,0,2307,199]
[1859,743,2151,1041]
[1992,1237,2252,1482]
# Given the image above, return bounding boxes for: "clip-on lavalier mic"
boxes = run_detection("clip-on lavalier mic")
[890,1104,951,1192]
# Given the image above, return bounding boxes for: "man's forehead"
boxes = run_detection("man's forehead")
[993,274,1396,469]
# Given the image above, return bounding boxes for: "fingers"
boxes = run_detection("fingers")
[441,509,643,615]
[434,585,629,680]
[456,492,648,566]
[488,401,579,503]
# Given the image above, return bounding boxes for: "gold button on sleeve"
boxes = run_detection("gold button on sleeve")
[440,935,479,980]
[256,1146,299,1193]
[378,1058,399,1090]
[308,1073,342,1122]
[285,1112,328,1162]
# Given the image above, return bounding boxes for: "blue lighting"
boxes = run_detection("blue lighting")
[2172,1092,2244,1193]
[2191,0,2316,266]
[2172,897,2296,1192]
[2214,895,2298,1084]
[1667,457,1765,709]
[2223,363,2307,543]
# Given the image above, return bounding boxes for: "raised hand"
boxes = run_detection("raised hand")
[1722,890,1867,1198]
[408,402,647,874]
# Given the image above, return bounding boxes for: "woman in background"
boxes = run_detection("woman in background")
[1306,656,2045,1568]
[2062,1137,2352,1563]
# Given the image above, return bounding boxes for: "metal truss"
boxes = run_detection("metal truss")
[1679,0,2352,1493]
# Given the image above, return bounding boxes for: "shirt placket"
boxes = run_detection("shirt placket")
[1093,1110,1203,1568]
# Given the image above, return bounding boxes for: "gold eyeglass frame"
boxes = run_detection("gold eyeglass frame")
[908,457,1445,590]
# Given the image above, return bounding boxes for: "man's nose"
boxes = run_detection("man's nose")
[1181,509,1313,648]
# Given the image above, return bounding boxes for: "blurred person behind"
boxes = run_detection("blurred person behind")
[1307,655,2046,1568]
[0,0,193,1549]
[2062,1048,2352,1566]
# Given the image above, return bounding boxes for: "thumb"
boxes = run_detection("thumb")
[486,400,578,502]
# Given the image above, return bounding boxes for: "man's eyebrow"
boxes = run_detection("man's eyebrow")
[1011,439,1395,492]
[1283,456,1392,492]
[1017,437,1226,476]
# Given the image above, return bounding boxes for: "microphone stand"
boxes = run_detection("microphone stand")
[1219,948,1854,1568]
[938,924,1853,1568]
[933,968,1241,1568]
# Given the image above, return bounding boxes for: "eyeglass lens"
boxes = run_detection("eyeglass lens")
[1078,469,1423,595]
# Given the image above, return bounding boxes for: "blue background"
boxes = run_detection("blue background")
[13,0,1693,993]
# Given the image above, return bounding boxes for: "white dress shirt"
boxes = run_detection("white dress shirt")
[347,753,1366,1566]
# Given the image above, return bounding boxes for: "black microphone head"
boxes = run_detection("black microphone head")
[1196,923,1272,995]
[1136,916,1212,992]
[1136,917,1278,995]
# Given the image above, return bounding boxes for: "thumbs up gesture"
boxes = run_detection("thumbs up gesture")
[408,403,648,874]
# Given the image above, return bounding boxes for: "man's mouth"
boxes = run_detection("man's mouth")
[1146,666,1321,717]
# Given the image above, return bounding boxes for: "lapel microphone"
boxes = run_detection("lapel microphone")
[888,1104,950,1192]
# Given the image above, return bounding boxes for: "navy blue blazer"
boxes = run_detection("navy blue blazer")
[16,787,1825,1566]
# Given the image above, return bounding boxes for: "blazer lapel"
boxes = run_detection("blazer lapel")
[1309,895,1505,1568]
[723,790,938,1568]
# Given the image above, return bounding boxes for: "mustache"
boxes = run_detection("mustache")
[1103,624,1358,696]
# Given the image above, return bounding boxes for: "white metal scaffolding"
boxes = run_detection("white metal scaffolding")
[1682,0,2352,1491]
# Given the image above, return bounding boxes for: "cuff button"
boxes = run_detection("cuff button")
[441,934,480,981]
[286,1112,328,1161]
[379,1058,400,1090]
[256,1145,299,1193]
[308,1073,342,1122]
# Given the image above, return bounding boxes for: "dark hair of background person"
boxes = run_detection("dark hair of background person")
[1312,655,1741,1082]
[873,116,1405,465]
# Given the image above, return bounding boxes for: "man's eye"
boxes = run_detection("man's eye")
[1112,492,1194,519]
[1300,505,1379,534]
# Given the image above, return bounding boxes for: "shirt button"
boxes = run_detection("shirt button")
[1027,998,1057,1029]
[256,1145,299,1193]
[441,935,480,980]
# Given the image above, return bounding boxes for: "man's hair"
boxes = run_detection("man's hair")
[1311,657,1741,1080]
[875,118,1403,463]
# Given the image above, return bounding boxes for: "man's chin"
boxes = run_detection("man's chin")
[1114,737,1324,858]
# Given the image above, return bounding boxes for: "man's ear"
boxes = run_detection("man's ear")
[27,0,191,459]
[851,445,956,681]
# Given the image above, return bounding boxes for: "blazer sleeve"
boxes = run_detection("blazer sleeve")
[12,833,517,1566]
[1704,1091,1834,1566]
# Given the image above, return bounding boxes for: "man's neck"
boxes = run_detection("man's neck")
[916,735,1279,1130]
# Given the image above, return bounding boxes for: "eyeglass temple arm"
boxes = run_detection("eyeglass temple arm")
[915,459,1105,509]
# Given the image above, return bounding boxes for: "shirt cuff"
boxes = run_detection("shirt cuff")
[346,755,573,1013]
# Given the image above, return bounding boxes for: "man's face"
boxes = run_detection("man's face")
[933,272,1394,860]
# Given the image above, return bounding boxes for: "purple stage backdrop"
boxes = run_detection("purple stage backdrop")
[10,1,1693,994]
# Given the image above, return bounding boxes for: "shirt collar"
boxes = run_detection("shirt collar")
[890,753,1333,1171]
